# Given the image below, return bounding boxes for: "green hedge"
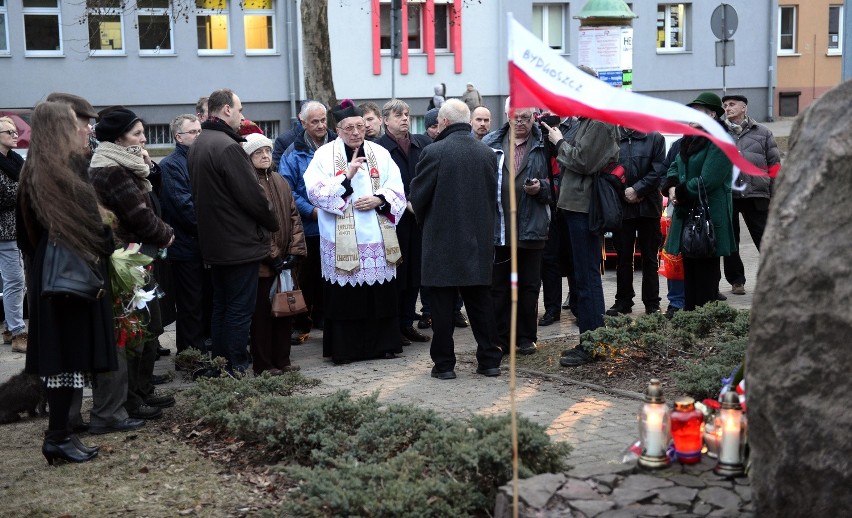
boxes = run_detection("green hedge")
[185,376,571,517]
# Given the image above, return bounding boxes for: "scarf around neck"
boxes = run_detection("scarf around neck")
[90,141,152,192]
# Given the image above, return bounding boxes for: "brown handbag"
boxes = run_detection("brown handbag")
[270,271,308,318]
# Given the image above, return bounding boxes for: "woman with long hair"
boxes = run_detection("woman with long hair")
[17,101,118,464]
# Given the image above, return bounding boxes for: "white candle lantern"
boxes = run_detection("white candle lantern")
[714,390,746,477]
[638,379,670,469]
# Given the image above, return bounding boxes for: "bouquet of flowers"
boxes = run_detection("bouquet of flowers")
[108,243,155,349]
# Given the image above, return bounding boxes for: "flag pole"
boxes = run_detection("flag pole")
[507,105,520,518]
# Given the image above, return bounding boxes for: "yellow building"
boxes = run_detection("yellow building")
[776,1,845,117]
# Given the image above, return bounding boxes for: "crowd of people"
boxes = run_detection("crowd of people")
[1,71,779,465]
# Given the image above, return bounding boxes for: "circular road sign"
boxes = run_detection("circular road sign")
[711,4,739,41]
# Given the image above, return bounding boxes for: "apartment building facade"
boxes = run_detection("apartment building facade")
[0,1,783,144]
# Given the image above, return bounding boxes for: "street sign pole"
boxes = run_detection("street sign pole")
[711,3,739,95]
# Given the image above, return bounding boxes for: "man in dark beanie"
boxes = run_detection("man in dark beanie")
[188,88,278,376]
[423,108,440,139]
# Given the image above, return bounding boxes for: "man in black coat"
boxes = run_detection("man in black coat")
[375,99,433,347]
[410,99,503,380]
[188,89,279,375]
[607,127,666,316]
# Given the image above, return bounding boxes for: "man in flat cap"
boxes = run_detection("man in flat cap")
[721,94,781,296]
[45,92,99,156]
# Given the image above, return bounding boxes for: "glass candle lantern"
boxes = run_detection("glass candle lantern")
[671,397,703,464]
[714,390,745,477]
[638,379,670,469]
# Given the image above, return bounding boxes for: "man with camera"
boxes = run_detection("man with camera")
[539,65,619,367]
[483,100,552,356]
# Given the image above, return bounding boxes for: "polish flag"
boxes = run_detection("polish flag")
[507,16,768,179]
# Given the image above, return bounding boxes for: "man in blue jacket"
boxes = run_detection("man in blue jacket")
[160,114,209,354]
[279,101,336,344]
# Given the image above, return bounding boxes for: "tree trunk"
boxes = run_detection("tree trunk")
[301,0,337,108]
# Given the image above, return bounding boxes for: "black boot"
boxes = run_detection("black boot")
[42,430,97,465]
[69,434,99,455]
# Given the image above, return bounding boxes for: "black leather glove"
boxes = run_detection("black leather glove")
[271,256,287,273]
[279,254,298,270]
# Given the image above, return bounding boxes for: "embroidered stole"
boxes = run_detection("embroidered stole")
[333,144,402,273]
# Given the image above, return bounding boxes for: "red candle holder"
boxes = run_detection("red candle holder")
[671,397,703,464]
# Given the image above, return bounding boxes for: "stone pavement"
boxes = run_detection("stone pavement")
[0,228,758,474]
[495,458,754,517]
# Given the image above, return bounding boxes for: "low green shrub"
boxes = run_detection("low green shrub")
[186,383,570,517]
[673,338,747,400]
[576,302,750,397]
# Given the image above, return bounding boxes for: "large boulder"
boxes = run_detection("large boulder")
[748,79,852,516]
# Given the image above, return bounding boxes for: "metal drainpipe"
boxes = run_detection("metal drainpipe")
[287,0,299,128]
[767,0,777,121]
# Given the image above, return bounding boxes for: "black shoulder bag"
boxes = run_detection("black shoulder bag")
[41,239,106,301]
[680,177,717,258]
[588,162,625,235]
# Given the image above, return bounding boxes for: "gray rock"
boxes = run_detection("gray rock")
[569,499,616,517]
[697,486,741,510]
[655,486,699,506]
[669,474,706,488]
[692,502,713,516]
[592,474,620,489]
[596,509,647,518]
[555,477,603,501]
[622,504,678,516]
[516,473,568,509]
[610,487,655,506]
[569,463,636,479]
[702,479,734,489]
[619,474,675,491]
[748,79,852,516]
[733,484,752,502]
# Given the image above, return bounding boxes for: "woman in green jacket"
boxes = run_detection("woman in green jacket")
[662,92,737,310]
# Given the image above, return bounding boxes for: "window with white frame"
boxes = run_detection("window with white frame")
[828,5,843,54]
[380,0,451,53]
[244,0,275,54]
[778,5,796,54]
[138,0,174,55]
[656,3,688,52]
[87,0,124,55]
[254,120,279,138]
[196,0,230,54]
[145,123,173,146]
[533,4,567,52]
[22,0,63,56]
[0,0,9,55]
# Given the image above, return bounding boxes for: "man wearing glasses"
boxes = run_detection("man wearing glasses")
[160,114,210,356]
[188,89,279,376]
[303,101,406,365]
[483,100,552,357]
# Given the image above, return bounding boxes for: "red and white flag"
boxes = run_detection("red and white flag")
[507,16,767,179]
